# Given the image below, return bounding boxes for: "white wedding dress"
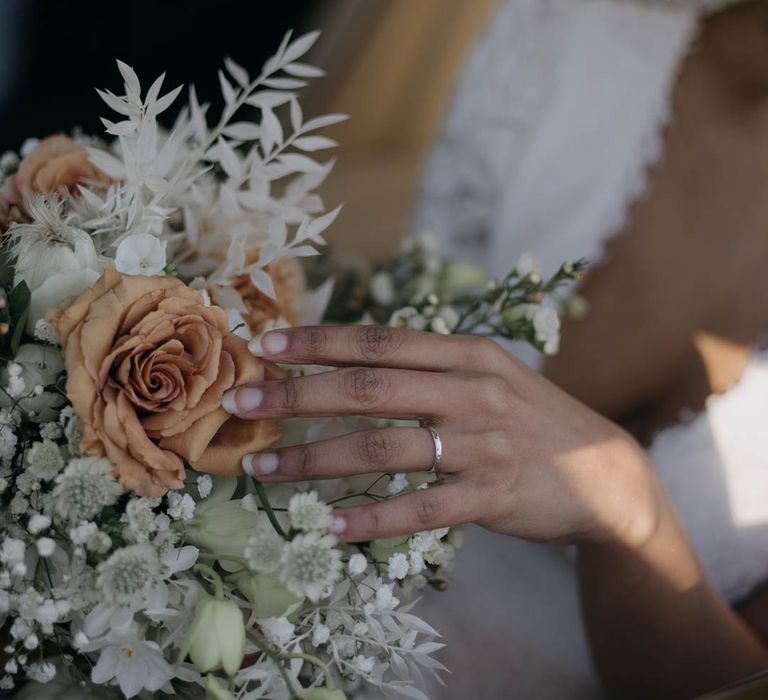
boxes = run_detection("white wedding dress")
[413,1,768,698]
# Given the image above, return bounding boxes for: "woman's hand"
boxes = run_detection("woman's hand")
[222,325,659,545]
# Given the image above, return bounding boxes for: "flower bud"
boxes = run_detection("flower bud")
[180,595,245,676]
[231,571,302,618]
[441,261,488,291]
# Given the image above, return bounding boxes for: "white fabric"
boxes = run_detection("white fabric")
[413,0,768,697]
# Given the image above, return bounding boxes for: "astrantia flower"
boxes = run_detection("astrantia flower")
[96,543,161,605]
[114,233,167,276]
[26,439,64,480]
[279,533,342,602]
[288,491,333,532]
[53,457,123,523]
[244,529,285,575]
[123,498,159,543]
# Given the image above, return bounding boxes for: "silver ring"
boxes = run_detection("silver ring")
[424,425,443,475]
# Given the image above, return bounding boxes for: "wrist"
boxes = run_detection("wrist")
[582,431,665,550]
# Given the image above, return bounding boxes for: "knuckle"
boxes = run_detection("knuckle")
[306,327,328,354]
[415,493,442,526]
[279,379,301,410]
[473,337,507,368]
[343,367,390,407]
[356,430,398,468]
[476,375,510,414]
[355,325,402,361]
[291,444,315,476]
[362,507,383,538]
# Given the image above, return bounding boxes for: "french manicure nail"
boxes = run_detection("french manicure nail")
[329,515,347,534]
[262,332,288,355]
[244,452,279,477]
[221,387,264,414]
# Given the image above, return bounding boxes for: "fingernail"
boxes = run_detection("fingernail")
[262,332,288,355]
[221,387,264,414]
[329,515,347,534]
[243,452,279,477]
[248,337,264,356]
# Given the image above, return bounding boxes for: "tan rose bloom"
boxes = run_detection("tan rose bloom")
[12,135,111,199]
[227,252,304,334]
[50,269,281,497]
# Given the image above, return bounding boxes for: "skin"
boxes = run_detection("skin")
[221,2,768,696]
[223,325,768,699]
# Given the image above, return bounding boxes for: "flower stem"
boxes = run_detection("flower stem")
[245,631,300,698]
[252,480,289,540]
[283,652,336,689]
[193,563,224,599]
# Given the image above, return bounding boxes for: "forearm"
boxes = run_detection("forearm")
[577,480,768,699]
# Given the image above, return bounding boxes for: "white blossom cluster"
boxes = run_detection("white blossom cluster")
[0,24,583,700]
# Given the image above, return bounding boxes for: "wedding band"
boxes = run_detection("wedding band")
[424,425,443,475]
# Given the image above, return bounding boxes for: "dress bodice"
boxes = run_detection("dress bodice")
[414,0,768,605]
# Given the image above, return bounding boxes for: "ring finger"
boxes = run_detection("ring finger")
[242,426,465,482]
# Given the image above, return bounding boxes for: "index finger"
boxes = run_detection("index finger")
[248,325,504,372]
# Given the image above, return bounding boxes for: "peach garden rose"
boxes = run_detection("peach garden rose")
[50,269,281,496]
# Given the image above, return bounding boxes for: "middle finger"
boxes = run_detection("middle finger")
[222,367,458,420]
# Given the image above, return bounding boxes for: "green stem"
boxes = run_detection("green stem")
[252,480,289,539]
[284,652,336,689]
[246,631,300,698]
[198,553,248,568]
[193,563,224,599]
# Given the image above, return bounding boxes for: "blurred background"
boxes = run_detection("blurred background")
[0,0,497,261]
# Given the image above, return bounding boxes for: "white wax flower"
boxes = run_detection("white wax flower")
[114,233,167,276]
[515,251,542,278]
[533,306,561,355]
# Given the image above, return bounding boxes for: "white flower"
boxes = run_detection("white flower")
[348,553,367,577]
[23,633,39,650]
[409,549,425,575]
[374,582,399,611]
[279,533,342,602]
[114,233,167,276]
[430,316,451,335]
[9,197,103,332]
[25,661,55,684]
[87,531,113,554]
[166,491,195,521]
[532,306,561,355]
[369,271,395,306]
[69,521,97,545]
[0,345,65,422]
[387,473,408,495]
[258,616,295,647]
[312,623,331,646]
[36,538,55,557]
[33,319,59,346]
[38,422,62,441]
[53,457,123,523]
[387,552,409,581]
[351,654,375,675]
[197,474,213,498]
[288,491,333,532]
[96,544,161,605]
[244,529,285,575]
[10,492,29,516]
[180,595,245,676]
[26,439,64,480]
[0,538,25,566]
[123,498,159,543]
[515,252,542,279]
[89,628,174,698]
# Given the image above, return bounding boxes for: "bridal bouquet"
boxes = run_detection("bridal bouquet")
[0,31,583,700]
